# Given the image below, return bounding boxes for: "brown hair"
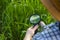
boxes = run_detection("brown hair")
[50,0,60,12]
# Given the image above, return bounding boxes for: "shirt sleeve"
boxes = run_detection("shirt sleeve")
[32,33,38,40]
[32,32,44,40]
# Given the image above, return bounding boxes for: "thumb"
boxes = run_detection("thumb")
[32,24,39,31]
[39,21,46,27]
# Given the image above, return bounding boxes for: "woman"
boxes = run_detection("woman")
[24,0,60,40]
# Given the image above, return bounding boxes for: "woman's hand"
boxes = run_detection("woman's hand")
[24,25,38,40]
[24,21,46,40]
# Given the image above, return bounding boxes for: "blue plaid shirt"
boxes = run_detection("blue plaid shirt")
[32,22,60,40]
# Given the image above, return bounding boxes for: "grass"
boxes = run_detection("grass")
[0,0,55,40]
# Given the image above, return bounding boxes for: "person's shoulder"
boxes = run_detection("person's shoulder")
[54,21,60,27]
[32,22,59,40]
[44,21,59,29]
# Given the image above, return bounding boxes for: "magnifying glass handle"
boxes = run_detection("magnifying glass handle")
[33,24,38,34]
[33,27,38,34]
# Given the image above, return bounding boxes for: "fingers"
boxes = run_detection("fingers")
[32,24,39,31]
[28,26,33,30]
[28,21,46,31]
[39,21,46,27]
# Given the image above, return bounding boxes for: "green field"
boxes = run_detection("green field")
[0,0,55,40]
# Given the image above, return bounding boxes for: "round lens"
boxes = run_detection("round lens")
[30,15,40,24]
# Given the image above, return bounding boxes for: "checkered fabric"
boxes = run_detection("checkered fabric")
[32,22,60,40]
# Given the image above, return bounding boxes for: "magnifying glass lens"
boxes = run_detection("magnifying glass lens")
[30,15,40,24]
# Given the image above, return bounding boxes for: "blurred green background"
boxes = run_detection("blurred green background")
[0,0,56,40]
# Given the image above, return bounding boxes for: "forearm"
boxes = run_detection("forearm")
[24,35,32,40]
[24,37,32,40]
[24,25,39,40]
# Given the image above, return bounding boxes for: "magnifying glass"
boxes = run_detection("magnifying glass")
[30,14,41,25]
[29,14,41,34]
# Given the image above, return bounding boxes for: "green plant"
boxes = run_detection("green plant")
[0,0,56,40]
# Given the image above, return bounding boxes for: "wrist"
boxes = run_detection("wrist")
[25,34,32,38]
[24,34,32,40]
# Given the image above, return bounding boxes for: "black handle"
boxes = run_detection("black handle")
[33,24,38,34]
